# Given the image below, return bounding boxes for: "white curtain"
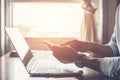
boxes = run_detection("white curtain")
[80,0,98,42]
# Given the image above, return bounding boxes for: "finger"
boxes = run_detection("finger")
[49,45,60,52]
[53,53,73,63]
[52,53,62,61]
[60,41,72,46]
[60,60,72,64]
[60,39,77,46]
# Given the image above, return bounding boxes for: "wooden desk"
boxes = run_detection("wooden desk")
[0,52,112,80]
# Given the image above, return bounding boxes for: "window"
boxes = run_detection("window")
[11,2,84,39]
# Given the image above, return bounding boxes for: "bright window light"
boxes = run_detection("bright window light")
[12,2,84,38]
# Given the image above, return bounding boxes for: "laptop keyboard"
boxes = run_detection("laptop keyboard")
[32,60,62,73]
[29,50,83,76]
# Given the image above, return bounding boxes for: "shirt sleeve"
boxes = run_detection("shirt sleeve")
[106,4,120,56]
[106,29,119,56]
[100,57,120,78]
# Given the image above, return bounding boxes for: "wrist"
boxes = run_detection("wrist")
[74,54,87,68]
[88,43,95,52]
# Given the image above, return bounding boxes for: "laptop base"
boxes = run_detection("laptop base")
[30,70,83,77]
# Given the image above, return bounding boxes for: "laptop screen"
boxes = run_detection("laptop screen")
[5,28,33,66]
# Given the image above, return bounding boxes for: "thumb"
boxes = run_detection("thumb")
[60,42,71,46]
[60,39,77,46]
[49,45,61,53]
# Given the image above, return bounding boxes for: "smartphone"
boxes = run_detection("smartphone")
[44,40,55,46]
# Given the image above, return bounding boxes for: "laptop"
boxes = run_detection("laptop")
[5,28,83,77]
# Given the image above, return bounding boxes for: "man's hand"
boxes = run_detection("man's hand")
[60,39,92,52]
[50,45,79,63]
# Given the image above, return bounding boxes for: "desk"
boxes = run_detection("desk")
[0,52,112,80]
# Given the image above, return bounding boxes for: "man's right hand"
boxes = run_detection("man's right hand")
[60,39,92,52]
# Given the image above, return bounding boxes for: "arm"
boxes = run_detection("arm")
[78,55,120,78]
[48,44,120,78]
[80,4,120,72]
[96,3,120,57]
[75,54,102,71]
[61,40,114,57]
[88,42,114,57]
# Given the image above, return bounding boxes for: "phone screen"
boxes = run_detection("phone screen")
[44,40,54,46]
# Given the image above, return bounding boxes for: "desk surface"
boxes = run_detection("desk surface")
[0,51,112,80]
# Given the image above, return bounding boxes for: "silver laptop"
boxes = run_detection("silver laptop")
[5,28,83,77]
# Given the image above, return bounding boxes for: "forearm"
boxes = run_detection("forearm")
[89,43,113,57]
[81,55,102,72]
[77,55,120,78]
[80,41,114,57]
